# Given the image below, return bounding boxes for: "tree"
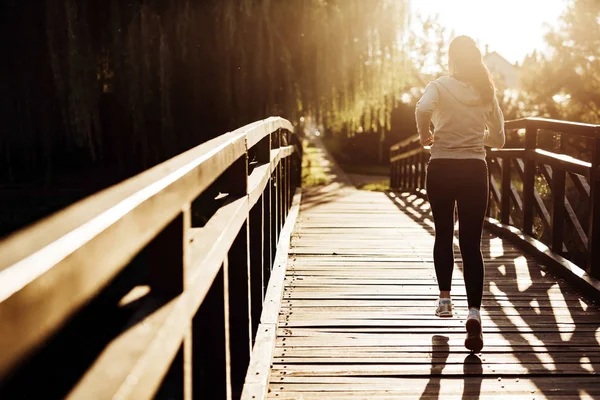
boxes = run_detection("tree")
[0,0,410,185]
[519,0,600,124]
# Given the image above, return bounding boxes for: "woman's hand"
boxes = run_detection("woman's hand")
[420,133,434,146]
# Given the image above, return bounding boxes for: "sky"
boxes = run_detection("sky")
[410,0,570,64]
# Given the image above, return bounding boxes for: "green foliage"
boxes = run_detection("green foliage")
[518,0,600,124]
[359,180,390,192]
[0,0,409,185]
[302,139,332,187]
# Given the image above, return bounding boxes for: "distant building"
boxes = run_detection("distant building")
[483,47,521,89]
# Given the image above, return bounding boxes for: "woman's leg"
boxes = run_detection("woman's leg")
[426,161,457,297]
[456,160,489,309]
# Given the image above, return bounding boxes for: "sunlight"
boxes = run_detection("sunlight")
[547,283,576,342]
[580,357,595,374]
[530,299,542,315]
[411,0,566,63]
[497,264,506,276]
[578,298,589,311]
[489,281,504,297]
[514,256,532,292]
[536,352,557,371]
[580,389,596,399]
[489,237,504,258]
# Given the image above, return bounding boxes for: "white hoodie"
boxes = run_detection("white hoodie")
[415,76,506,160]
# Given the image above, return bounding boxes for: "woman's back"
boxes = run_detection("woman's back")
[415,76,504,160]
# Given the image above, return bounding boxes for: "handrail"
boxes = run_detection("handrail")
[389,117,600,279]
[505,117,600,138]
[0,117,301,399]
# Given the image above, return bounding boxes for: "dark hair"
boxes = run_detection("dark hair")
[448,36,496,104]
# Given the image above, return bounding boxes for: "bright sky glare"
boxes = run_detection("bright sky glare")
[410,0,569,64]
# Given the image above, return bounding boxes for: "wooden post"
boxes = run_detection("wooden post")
[522,127,537,235]
[419,152,427,190]
[551,166,566,254]
[414,154,419,190]
[395,160,400,189]
[410,155,416,190]
[500,157,511,225]
[588,137,600,278]
[403,158,409,189]
[193,268,227,399]
[390,153,396,189]
[278,161,284,233]
[263,185,273,290]
[227,222,252,398]
[395,161,400,189]
[551,135,566,254]
[146,207,190,399]
[249,135,270,340]
[271,170,278,266]
[219,152,251,399]
[271,130,280,258]
[146,208,188,297]
[399,159,405,189]
[249,198,264,341]
[403,157,408,189]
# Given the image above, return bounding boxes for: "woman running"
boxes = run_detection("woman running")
[415,35,505,352]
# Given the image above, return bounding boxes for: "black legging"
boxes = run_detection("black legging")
[426,158,488,309]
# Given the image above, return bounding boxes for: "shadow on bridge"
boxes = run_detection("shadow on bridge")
[388,190,600,399]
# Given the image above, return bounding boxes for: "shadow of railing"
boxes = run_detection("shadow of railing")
[386,190,600,399]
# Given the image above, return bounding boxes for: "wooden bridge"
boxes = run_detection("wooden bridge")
[0,117,599,399]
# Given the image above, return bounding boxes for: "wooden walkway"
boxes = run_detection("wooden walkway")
[265,184,600,399]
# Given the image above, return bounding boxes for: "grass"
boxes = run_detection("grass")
[302,139,331,187]
[339,163,389,176]
[358,180,390,192]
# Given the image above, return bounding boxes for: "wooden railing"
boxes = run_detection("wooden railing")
[390,117,600,279]
[0,117,301,399]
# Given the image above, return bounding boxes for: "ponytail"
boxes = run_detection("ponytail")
[448,36,495,104]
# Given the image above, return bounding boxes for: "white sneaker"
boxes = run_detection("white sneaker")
[465,308,483,352]
[435,298,453,317]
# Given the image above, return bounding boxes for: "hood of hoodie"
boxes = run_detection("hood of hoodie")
[433,76,484,106]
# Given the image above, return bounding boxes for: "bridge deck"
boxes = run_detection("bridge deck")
[267,185,600,399]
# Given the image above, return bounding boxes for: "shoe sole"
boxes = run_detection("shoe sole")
[465,318,483,352]
[435,310,453,318]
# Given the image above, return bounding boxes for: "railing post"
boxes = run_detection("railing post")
[522,126,537,235]
[249,197,263,341]
[551,135,566,254]
[551,166,566,254]
[396,159,401,189]
[588,136,600,278]
[419,152,427,190]
[271,130,280,264]
[389,154,396,189]
[410,155,417,190]
[146,206,191,399]
[500,157,511,225]
[222,153,251,399]
[263,184,273,289]
[193,267,227,399]
[249,135,270,341]
[399,158,405,189]
[227,221,251,398]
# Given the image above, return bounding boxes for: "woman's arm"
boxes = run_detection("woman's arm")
[484,95,506,148]
[415,82,438,146]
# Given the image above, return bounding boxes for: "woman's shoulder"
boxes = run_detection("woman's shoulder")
[433,76,454,85]
[424,76,454,92]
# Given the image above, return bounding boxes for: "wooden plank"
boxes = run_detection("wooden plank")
[259,182,600,398]
[270,363,599,376]
[241,190,302,400]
